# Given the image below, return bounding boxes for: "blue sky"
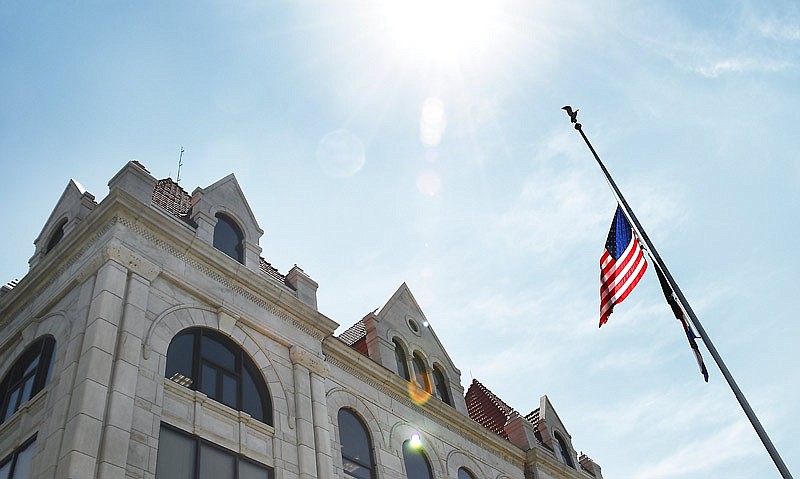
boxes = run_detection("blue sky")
[2,1,798,478]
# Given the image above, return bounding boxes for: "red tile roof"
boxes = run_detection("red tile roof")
[465,379,517,440]
[152,178,191,217]
[338,319,369,356]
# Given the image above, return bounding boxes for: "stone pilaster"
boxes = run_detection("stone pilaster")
[56,259,127,478]
[310,365,332,478]
[290,347,318,479]
[96,259,158,478]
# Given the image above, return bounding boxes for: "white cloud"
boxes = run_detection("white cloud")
[695,57,792,78]
[632,419,759,479]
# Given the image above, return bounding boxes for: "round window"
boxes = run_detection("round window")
[407,316,421,335]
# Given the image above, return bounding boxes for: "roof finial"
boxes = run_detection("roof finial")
[176,147,185,183]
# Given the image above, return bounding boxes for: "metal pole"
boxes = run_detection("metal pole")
[564,108,793,479]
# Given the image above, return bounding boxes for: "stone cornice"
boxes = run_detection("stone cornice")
[1,188,338,344]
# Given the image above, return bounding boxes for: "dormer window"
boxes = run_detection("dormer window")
[44,219,67,254]
[213,213,244,263]
[555,432,575,468]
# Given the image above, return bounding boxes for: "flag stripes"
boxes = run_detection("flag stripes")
[599,207,647,326]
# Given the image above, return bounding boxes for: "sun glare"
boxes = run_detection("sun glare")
[381,0,497,62]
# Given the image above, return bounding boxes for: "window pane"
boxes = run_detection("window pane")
[20,377,35,404]
[200,363,218,399]
[239,459,272,479]
[0,460,10,479]
[201,334,236,371]
[411,355,430,392]
[242,367,264,422]
[199,443,235,479]
[432,368,450,405]
[3,388,20,421]
[402,441,432,479]
[22,357,39,377]
[458,468,476,479]
[213,214,244,263]
[155,427,195,479]
[12,439,36,479]
[166,333,195,388]
[343,460,372,479]
[394,341,409,381]
[221,373,237,409]
[338,410,372,469]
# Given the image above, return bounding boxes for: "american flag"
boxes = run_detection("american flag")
[600,206,647,326]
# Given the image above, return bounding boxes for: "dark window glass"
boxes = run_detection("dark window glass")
[432,366,450,405]
[411,353,430,393]
[199,443,235,479]
[155,425,273,479]
[402,440,432,479]
[201,334,236,371]
[45,219,67,254]
[555,433,574,468]
[393,340,410,381]
[242,365,268,422]
[165,328,272,425]
[213,213,244,263]
[338,409,374,479]
[458,468,476,479]
[0,337,55,425]
[165,333,195,387]
[155,426,195,479]
[239,459,271,479]
[0,435,36,479]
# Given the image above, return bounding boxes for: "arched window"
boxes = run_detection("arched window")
[431,366,451,405]
[555,432,574,468]
[402,439,432,479]
[394,339,410,381]
[0,435,36,479]
[165,328,272,425]
[155,424,273,479]
[45,219,67,254]
[458,467,476,479]
[411,353,431,393]
[338,409,375,479]
[213,213,244,263]
[0,336,55,424]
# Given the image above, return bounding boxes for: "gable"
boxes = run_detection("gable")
[189,174,263,241]
[28,179,96,270]
[373,283,460,374]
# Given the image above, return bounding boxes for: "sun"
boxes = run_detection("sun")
[380,0,498,63]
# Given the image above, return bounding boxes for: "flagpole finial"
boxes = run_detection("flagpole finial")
[562,105,581,130]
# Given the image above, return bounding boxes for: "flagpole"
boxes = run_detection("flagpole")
[563,107,793,479]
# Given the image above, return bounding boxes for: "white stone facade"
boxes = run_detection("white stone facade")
[0,162,602,479]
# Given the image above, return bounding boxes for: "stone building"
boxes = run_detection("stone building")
[0,161,603,479]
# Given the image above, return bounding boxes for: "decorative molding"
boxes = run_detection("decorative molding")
[289,346,330,377]
[116,215,327,342]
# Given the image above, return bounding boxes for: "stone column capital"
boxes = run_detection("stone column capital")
[290,346,330,377]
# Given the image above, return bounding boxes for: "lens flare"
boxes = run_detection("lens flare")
[408,382,431,405]
[316,129,366,178]
[420,97,446,146]
[416,170,441,196]
[409,433,422,449]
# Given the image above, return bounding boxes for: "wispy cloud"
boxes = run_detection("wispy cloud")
[695,57,792,77]
[632,419,759,479]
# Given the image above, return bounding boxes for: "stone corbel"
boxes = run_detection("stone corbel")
[289,346,330,377]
